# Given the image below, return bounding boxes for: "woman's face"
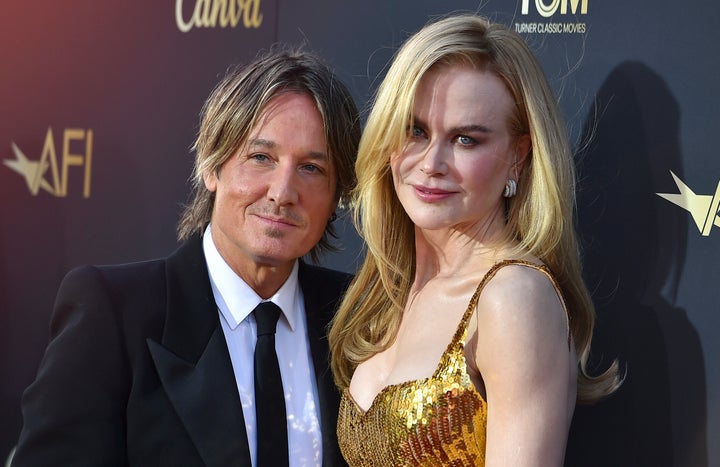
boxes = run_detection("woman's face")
[391,64,527,237]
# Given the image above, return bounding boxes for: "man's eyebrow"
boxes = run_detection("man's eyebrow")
[307,151,330,161]
[247,138,275,149]
[247,138,328,160]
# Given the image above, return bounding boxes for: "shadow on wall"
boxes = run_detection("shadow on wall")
[565,61,708,467]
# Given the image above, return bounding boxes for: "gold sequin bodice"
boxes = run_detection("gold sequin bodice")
[337,260,565,466]
[337,338,487,466]
[337,264,505,466]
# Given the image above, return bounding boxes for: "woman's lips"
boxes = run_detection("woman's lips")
[412,184,455,202]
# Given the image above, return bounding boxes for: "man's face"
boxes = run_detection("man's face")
[204,92,337,278]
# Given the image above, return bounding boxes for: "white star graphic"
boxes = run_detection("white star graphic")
[3,142,52,195]
[657,171,720,236]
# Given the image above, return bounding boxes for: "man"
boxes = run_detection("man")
[12,47,360,466]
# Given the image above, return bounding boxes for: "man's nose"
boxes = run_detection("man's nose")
[266,164,299,205]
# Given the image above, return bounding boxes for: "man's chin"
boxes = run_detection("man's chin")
[249,244,308,268]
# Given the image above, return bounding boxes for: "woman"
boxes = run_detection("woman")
[329,14,621,466]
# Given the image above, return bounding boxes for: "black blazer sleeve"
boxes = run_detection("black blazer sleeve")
[13,265,132,466]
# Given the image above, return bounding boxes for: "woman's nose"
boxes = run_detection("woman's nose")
[419,143,449,175]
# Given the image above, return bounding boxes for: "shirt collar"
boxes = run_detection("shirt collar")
[203,225,300,331]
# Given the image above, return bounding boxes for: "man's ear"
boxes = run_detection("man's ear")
[203,169,218,192]
[515,134,532,175]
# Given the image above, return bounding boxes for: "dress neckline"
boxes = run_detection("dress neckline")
[344,259,548,415]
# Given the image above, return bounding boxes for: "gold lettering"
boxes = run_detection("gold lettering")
[522,0,588,16]
[83,130,93,198]
[37,127,60,196]
[176,0,193,33]
[247,0,263,28]
[61,129,92,198]
[176,0,263,31]
[227,0,242,27]
[213,0,230,27]
[561,0,588,14]
[196,0,213,27]
[536,0,560,17]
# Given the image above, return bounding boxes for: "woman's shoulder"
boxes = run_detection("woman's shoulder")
[474,259,567,331]
[479,258,559,298]
[471,258,573,370]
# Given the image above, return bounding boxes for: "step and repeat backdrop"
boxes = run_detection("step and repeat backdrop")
[1,1,718,465]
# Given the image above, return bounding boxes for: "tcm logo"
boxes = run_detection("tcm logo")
[521,0,588,16]
[176,0,263,32]
[4,127,93,198]
[657,171,720,237]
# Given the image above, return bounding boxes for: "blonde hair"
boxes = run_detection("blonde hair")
[329,14,620,403]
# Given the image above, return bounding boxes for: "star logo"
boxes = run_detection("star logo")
[656,171,720,236]
[3,127,94,198]
[3,142,56,195]
[4,128,62,197]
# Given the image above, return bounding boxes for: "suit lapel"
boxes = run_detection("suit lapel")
[147,236,251,467]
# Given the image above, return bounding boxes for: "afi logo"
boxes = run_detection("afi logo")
[657,171,720,237]
[521,0,588,16]
[4,127,93,198]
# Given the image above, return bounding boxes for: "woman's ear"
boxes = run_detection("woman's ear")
[515,134,532,175]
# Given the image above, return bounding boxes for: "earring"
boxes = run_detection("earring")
[503,179,517,198]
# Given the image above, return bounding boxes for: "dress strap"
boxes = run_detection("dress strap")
[451,259,571,349]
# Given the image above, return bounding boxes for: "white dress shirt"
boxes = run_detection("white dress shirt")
[203,226,322,467]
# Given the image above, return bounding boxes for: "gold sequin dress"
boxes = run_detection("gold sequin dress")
[337,260,562,466]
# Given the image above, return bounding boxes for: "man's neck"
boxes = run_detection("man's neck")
[231,260,296,299]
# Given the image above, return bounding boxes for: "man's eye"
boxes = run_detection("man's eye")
[251,153,270,162]
[302,164,324,174]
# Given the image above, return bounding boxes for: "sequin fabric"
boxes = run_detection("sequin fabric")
[337,260,566,466]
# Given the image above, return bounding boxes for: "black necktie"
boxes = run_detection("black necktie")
[253,301,289,467]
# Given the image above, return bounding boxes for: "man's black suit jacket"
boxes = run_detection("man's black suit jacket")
[13,235,351,466]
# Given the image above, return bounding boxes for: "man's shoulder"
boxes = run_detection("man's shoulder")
[298,262,353,286]
[297,262,354,310]
[64,237,202,288]
[58,259,168,310]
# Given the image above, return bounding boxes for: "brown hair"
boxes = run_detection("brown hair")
[177,46,360,261]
